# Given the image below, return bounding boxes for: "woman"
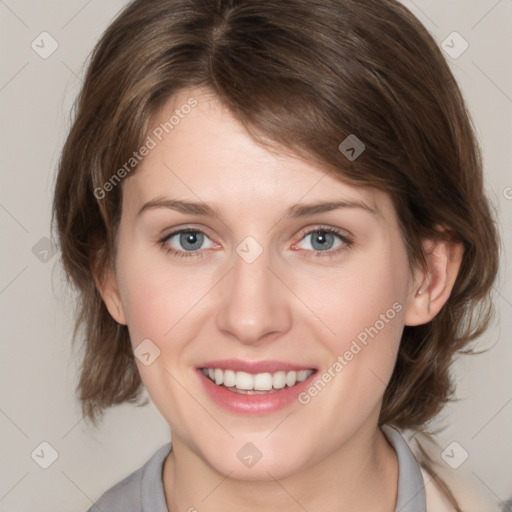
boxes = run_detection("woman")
[52,0,500,510]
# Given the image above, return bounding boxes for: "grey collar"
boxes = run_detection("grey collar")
[381,424,427,512]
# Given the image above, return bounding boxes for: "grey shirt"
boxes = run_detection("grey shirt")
[86,424,426,512]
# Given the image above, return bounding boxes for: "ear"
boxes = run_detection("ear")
[92,260,127,326]
[404,234,464,326]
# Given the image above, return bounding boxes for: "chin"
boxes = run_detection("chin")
[198,439,314,482]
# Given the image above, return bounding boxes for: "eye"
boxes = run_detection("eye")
[158,226,352,259]
[159,229,216,257]
[294,227,352,256]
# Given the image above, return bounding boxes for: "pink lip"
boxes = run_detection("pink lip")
[198,359,315,374]
[196,361,317,415]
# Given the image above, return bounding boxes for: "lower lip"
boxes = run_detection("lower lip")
[197,369,316,415]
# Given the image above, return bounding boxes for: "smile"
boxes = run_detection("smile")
[201,368,315,394]
[197,359,319,414]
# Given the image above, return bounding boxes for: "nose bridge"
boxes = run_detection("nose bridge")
[215,237,291,344]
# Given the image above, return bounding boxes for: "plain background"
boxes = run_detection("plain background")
[0,1,511,511]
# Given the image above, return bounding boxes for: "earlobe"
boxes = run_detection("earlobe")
[93,266,128,326]
[404,236,464,327]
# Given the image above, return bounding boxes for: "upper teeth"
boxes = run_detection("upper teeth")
[202,368,314,391]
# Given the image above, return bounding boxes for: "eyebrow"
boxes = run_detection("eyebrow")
[136,197,378,220]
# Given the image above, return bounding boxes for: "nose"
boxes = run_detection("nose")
[215,242,292,346]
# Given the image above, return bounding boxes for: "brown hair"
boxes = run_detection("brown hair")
[52,0,499,507]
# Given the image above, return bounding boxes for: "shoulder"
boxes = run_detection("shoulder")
[419,467,457,512]
[86,443,172,512]
[419,459,498,512]
[87,467,144,512]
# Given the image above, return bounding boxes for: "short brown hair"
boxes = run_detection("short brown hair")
[52,0,499,505]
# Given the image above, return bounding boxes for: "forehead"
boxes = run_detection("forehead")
[121,87,393,221]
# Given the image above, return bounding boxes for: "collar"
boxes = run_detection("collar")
[381,424,427,512]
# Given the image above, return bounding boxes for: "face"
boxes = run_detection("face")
[104,87,418,480]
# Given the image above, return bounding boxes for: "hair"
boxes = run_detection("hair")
[52,0,499,508]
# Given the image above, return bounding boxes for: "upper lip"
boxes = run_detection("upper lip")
[198,359,316,374]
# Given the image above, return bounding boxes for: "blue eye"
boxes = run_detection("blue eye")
[295,227,352,257]
[160,229,214,257]
[175,231,206,251]
[159,226,352,259]
[301,230,338,251]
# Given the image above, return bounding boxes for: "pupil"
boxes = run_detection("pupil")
[181,231,203,250]
[312,231,334,251]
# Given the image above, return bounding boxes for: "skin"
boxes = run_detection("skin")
[97,87,463,512]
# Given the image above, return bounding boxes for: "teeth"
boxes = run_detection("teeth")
[286,370,297,387]
[297,370,310,382]
[254,372,273,391]
[236,371,254,390]
[202,367,314,391]
[272,371,286,389]
[223,369,236,387]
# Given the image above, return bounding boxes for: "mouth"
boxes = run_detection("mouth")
[200,367,315,394]
[196,360,318,415]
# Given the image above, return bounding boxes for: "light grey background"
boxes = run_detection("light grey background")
[0,1,511,511]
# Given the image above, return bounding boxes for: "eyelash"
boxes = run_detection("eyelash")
[158,226,353,259]
[295,226,354,259]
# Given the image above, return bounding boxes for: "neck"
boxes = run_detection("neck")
[162,424,399,512]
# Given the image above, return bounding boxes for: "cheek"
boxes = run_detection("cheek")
[116,247,211,346]
[300,246,409,353]
[114,253,207,418]
[120,274,173,345]
[293,257,408,434]
[293,245,409,422]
